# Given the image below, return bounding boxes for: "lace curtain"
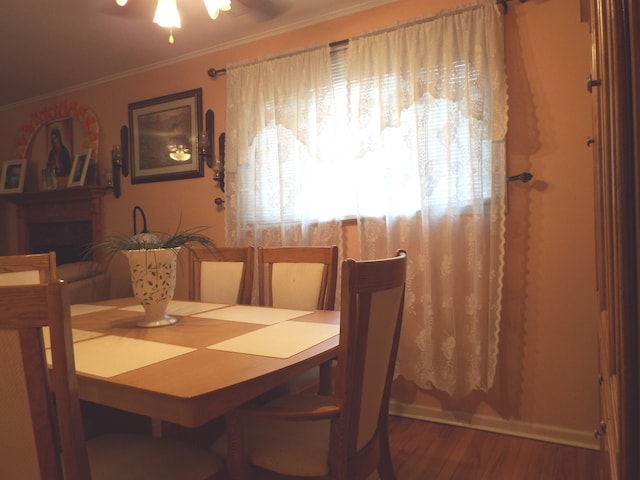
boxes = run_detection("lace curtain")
[225,1,508,397]
[224,46,344,254]
[347,2,508,397]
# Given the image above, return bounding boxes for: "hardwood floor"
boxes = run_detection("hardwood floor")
[385,415,599,480]
[90,402,600,480]
[192,413,599,479]
[84,403,599,479]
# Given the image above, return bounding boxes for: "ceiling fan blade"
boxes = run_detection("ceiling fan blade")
[235,0,290,19]
[98,0,153,20]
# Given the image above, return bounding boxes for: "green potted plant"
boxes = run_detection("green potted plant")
[92,226,217,328]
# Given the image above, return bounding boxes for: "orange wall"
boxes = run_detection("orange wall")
[0,0,599,442]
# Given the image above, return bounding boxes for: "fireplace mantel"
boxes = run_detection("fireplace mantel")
[3,186,107,263]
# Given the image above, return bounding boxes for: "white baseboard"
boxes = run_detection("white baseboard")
[389,400,599,450]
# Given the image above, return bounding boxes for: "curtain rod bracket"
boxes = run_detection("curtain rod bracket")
[208,67,227,78]
[507,172,533,183]
[497,0,527,14]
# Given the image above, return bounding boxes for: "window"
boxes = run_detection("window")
[226,3,509,397]
[237,45,492,224]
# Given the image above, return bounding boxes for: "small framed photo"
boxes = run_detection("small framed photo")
[128,88,204,184]
[0,159,27,194]
[67,148,92,188]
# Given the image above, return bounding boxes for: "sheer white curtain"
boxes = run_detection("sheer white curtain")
[348,2,508,396]
[225,1,508,397]
[224,46,343,252]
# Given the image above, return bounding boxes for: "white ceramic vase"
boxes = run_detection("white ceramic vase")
[124,248,180,327]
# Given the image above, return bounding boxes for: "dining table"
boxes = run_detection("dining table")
[50,298,340,428]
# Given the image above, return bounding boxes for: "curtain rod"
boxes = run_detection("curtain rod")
[208,41,328,77]
[207,0,526,78]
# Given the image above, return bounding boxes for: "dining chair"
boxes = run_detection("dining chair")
[0,280,223,480]
[0,251,57,285]
[257,245,339,395]
[257,245,338,311]
[221,250,407,480]
[189,245,255,304]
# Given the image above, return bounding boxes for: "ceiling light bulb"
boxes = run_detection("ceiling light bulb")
[153,0,181,29]
[115,0,128,6]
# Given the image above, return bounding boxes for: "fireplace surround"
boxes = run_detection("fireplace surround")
[2,186,110,303]
[3,186,107,264]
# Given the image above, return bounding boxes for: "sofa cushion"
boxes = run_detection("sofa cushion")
[57,261,104,283]
[57,261,109,303]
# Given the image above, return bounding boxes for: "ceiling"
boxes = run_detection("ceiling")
[1,0,395,109]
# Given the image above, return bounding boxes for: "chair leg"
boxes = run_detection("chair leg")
[377,423,396,480]
[318,359,335,395]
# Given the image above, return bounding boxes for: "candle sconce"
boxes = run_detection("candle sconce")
[200,109,214,168]
[107,125,129,198]
[198,109,223,192]
[214,132,225,192]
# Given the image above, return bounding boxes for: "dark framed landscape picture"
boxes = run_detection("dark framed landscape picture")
[128,88,204,184]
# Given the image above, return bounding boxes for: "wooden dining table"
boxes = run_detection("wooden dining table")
[62,298,340,428]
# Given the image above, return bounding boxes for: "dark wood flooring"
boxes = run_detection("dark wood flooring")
[385,415,600,480]
[82,402,600,479]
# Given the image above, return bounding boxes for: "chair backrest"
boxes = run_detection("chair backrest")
[189,246,255,304]
[0,280,91,480]
[257,245,338,310]
[0,251,57,285]
[332,250,407,477]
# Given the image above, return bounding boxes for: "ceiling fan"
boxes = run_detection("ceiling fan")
[234,0,289,19]
[112,0,289,43]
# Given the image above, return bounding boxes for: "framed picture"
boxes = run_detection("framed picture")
[67,148,92,187]
[0,159,27,193]
[128,88,204,184]
[46,118,74,177]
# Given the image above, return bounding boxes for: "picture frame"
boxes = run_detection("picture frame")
[128,88,204,184]
[45,118,74,177]
[67,148,92,188]
[0,159,27,194]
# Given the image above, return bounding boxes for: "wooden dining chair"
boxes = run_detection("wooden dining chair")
[189,245,255,304]
[257,245,339,395]
[0,251,57,285]
[257,245,339,311]
[0,280,223,480]
[222,250,408,480]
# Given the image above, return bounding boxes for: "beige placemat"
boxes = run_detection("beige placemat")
[194,305,312,325]
[43,327,103,349]
[70,304,117,316]
[46,335,195,378]
[120,300,227,316]
[207,321,339,358]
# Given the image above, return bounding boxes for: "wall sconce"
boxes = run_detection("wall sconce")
[107,125,129,198]
[200,109,214,168]
[199,109,224,192]
[214,132,225,192]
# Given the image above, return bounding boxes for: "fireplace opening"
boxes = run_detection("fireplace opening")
[29,221,93,265]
